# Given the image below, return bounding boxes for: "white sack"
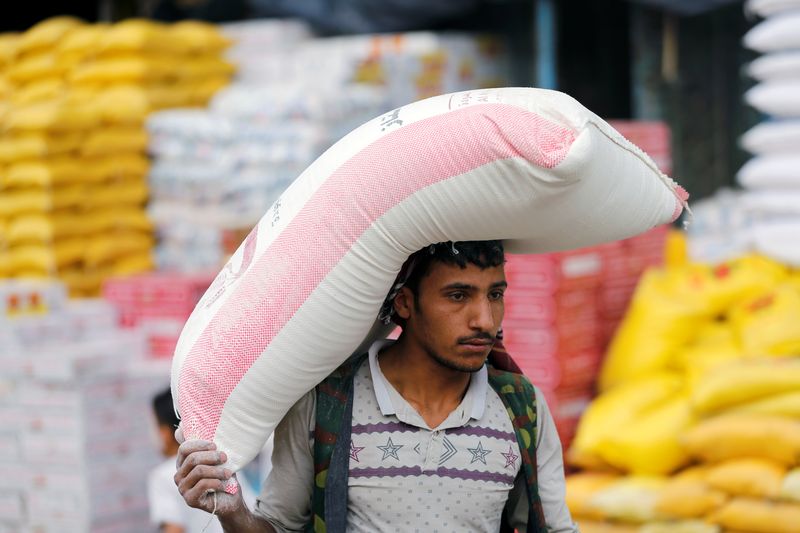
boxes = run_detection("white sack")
[170,88,688,488]
[750,222,800,266]
[738,154,800,188]
[741,120,800,154]
[745,80,800,117]
[746,0,800,18]
[744,12,800,53]
[747,51,800,81]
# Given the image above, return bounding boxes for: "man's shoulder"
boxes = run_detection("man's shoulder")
[486,365,537,394]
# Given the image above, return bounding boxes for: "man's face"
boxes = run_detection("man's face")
[398,261,506,373]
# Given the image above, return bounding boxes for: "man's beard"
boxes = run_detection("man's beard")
[423,342,487,373]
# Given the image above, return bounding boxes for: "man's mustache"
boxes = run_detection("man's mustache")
[457,332,497,344]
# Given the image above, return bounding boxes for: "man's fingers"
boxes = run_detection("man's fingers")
[176,450,228,483]
[176,439,216,469]
[179,464,232,494]
[174,425,185,445]
[183,479,227,510]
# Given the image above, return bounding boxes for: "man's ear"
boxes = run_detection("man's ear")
[394,287,414,320]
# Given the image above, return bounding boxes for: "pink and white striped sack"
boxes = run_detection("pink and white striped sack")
[171,87,689,489]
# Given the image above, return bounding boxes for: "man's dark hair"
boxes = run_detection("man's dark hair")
[404,240,505,299]
[152,387,180,429]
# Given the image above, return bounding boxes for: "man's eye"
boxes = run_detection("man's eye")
[489,291,505,300]
[449,292,466,301]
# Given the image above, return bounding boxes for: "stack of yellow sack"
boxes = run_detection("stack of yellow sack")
[0,17,233,296]
[565,240,800,532]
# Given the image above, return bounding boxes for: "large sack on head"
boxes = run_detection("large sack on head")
[170,88,688,487]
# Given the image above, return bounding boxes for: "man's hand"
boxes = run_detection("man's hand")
[174,427,245,517]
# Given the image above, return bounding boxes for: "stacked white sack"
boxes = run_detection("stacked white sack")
[740,0,800,266]
[170,87,689,490]
[0,280,165,533]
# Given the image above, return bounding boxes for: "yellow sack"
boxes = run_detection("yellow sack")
[93,85,151,125]
[90,207,152,233]
[585,476,667,524]
[0,75,13,100]
[60,267,104,297]
[70,55,178,85]
[84,231,153,267]
[88,180,149,208]
[7,244,56,274]
[80,127,148,157]
[730,283,800,357]
[0,132,83,163]
[566,472,621,520]
[5,158,83,188]
[53,238,85,268]
[11,78,67,106]
[708,498,800,533]
[97,19,178,56]
[92,154,150,181]
[174,57,235,80]
[676,323,745,390]
[169,21,232,54]
[112,251,154,276]
[0,33,20,67]
[782,468,800,503]
[682,415,800,465]
[17,17,82,56]
[600,266,715,391]
[7,213,87,244]
[640,522,720,533]
[597,393,693,475]
[146,83,196,109]
[569,373,683,469]
[7,100,100,131]
[705,458,787,499]
[655,466,728,519]
[6,53,68,84]
[56,24,109,65]
[691,358,800,415]
[575,520,639,533]
[729,391,800,419]
[704,254,788,314]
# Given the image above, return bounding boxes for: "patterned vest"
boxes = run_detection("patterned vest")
[308,349,548,533]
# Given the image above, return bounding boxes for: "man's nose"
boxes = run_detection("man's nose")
[469,297,495,330]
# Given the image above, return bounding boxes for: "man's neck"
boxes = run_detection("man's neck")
[377,337,473,428]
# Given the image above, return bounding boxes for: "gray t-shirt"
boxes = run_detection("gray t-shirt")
[255,340,578,532]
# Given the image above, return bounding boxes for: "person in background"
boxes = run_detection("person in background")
[173,240,578,532]
[149,388,263,533]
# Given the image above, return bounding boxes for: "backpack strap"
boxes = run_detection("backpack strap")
[309,353,367,533]
[487,366,548,533]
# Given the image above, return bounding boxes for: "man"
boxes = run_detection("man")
[174,240,577,532]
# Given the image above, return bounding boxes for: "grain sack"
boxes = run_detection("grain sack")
[706,458,787,499]
[575,520,639,533]
[655,467,728,519]
[640,522,720,533]
[709,498,800,533]
[16,17,82,56]
[745,81,800,118]
[750,222,800,267]
[566,472,621,520]
[729,390,800,418]
[744,12,800,53]
[782,468,800,502]
[170,88,688,484]
[585,477,666,523]
[692,359,800,415]
[730,285,800,356]
[569,373,684,469]
[747,0,800,17]
[740,121,800,155]
[748,51,800,82]
[80,127,148,156]
[738,155,800,189]
[682,415,800,465]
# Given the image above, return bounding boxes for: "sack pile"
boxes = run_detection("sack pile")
[146,21,510,272]
[0,279,166,533]
[738,0,800,268]
[0,17,234,295]
[565,248,800,532]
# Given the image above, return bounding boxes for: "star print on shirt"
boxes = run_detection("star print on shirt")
[501,445,519,469]
[467,441,491,465]
[349,440,365,462]
[376,437,403,461]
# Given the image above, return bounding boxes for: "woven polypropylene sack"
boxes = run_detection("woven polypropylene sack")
[740,120,800,155]
[170,88,687,489]
[747,51,800,82]
[744,12,800,53]
[746,0,800,18]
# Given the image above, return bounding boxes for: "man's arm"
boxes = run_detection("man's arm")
[173,435,276,533]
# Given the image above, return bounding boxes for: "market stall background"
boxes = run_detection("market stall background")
[2,0,799,532]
